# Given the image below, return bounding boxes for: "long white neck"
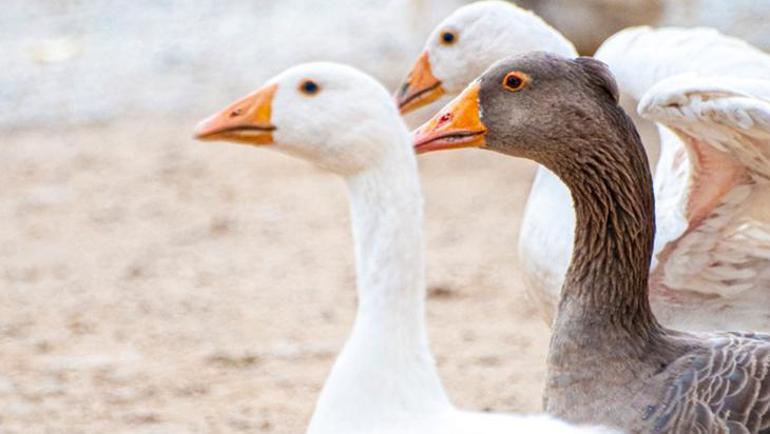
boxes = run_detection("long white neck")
[307,138,451,434]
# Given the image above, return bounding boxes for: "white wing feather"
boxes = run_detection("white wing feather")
[640,75,770,180]
[640,74,770,306]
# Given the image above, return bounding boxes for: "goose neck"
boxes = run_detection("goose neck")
[345,151,426,330]
[308,146,450,432]
[548,109,662,337]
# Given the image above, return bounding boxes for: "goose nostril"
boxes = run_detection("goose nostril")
[230,108,243,117]
[439,113,452,124]
[399,82,410,97]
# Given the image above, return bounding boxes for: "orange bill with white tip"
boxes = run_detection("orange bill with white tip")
[395,51,445,114]
[194,83,278,145]
[412,82,486,154]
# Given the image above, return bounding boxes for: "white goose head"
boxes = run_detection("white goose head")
[195,62,407,176]
[395,0,576,113]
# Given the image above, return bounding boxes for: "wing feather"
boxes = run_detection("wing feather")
[654,335,770,433]
[640,75,770,181]
[639,75,770,302]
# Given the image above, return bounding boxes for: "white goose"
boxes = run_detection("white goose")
[194,63,613,434]
[396,2,770,332]
[394,0,579,322]
[595,26,770,331]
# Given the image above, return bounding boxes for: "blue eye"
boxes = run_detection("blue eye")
[300,80,319,95]
[440,31,457,45]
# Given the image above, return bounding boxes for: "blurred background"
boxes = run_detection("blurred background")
[2,1,769,432]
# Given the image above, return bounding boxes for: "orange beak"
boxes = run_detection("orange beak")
[412,82,486,154]
[394,51,445,114]
[194,83,278,145]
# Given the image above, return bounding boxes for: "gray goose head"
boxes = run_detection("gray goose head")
[412,51,621,169]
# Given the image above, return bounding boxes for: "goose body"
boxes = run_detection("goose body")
[397,3,770,332]
[194,63,612,434]
[413,51,770,434]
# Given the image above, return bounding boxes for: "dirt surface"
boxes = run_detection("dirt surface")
[1,120,553,433]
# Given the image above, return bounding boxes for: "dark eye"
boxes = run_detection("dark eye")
[502,71,529,92]
[299,80,320,95]
[440,31,457,45]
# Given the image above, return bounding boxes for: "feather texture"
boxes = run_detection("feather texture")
[651,332,770,433]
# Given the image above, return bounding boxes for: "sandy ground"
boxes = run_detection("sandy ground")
[0,120,556,433]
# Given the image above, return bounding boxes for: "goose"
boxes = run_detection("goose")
[397,1,770,332]
[193,62,613,434]
[395,0,579,324]
[412,51,770,433]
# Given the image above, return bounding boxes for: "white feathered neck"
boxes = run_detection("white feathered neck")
[307,133,452,434]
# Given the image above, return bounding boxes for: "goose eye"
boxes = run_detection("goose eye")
[299,80,320,95]
[440,31,457,45]
[502,72,529,92]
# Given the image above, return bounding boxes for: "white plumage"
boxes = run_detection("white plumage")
[596,27,770,331]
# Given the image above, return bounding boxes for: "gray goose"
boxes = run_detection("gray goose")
[412,52,770,433]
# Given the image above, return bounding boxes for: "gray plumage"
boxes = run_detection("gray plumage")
[473,52,770,433]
